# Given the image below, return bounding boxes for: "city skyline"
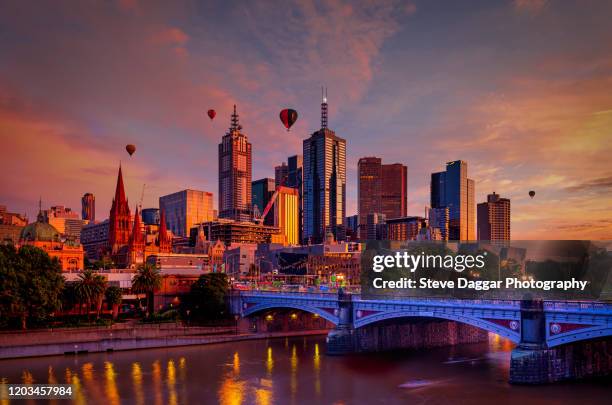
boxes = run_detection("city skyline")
[1,0,612,239]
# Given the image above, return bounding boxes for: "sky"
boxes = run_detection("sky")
[0,0,611,239]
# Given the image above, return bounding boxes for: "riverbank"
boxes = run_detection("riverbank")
[0,326,329,360]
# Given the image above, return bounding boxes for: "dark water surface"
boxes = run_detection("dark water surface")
[0,335,610,404]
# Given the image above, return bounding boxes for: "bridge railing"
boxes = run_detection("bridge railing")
[236,290,612,313]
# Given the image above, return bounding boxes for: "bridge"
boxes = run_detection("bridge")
[231,290,612,384]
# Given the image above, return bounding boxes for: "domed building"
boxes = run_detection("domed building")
[20,211,84,271]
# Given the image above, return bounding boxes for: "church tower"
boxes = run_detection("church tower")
[128,207,145,267]
[157,208,172,253]
[108,165,132,258]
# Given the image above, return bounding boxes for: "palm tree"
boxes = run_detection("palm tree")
[104,286,123,321]
[74,269,107,322]
[131,264,162,317]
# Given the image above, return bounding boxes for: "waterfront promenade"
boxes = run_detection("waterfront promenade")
[0,323,329,360]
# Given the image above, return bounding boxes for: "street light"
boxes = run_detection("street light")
[234,314,240,335]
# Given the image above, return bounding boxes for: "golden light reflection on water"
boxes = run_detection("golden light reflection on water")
[290,344,298,397]
[21,371,34,384]
[233,352,240,375]
[1,378,9,405]
[71,373,86,405]
[266,347,273,375]
[314,343,321,396]
[81,363,94,382]
[152,360,163,405]
[167,359,177,405]
[104,361,120,405]
[132,362,145,405]
[255,387,272,405]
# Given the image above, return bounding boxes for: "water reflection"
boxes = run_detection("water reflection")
[0,334,609,404]
[104,362,120,405]
[132,362,144,405]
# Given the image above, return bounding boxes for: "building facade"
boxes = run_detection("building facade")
[81,193,95,222]
[159,189,215,237]
[303,95,346,243]
[218,105,252,222]
[252,178,275,225]
[386,216,427,241]
[357,157,407,239]
[273,186,299,246]
[81,219,109,260]
[431,160,475,241]
[428,207,449,241]
[477,192,511,241]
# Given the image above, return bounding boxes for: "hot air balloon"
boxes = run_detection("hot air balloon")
[207,109,216,120]
[529,190,535,199]
[126,144,136,157]
[279,109,298,131]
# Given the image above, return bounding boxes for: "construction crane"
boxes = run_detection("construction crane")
[139,184,146,210]
[254,186,287,224]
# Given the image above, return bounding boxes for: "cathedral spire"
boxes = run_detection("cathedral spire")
[113,164,127,208]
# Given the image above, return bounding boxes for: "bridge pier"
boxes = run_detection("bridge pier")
[326,289,356,355]
[510,298,612,384]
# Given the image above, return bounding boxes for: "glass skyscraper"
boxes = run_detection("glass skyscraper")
[431,160,475,241]
[159,189,215,237]
[303,94,346,243]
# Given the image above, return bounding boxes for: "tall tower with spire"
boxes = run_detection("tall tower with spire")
[128,207,145,267]
[108,165,132,256]
[157,208,172,253]
[218,105,253,221]
[303,89,347,243]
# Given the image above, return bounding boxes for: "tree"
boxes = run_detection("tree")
[188,273,229,320]
[105,286,123,320]
[131,264,162,317]
[0,245,64,329]
[74,269,107,321]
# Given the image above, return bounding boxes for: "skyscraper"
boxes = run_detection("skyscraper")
[431,160,475,241]
[81,193,95,222]
[219,105,252,222]
[477,192,511,241]
[159,189,215,237]
[287,155,303,242]
[303,90,346,243]
[358,157,407,239]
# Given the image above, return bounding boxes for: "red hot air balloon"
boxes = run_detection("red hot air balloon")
[207,109,216,120]
[126,144,136,157]
[279,109,298,131]
[529,190,535,199]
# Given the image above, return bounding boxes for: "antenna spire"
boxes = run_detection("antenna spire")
[321,87,328,129]
[230,104,240,131]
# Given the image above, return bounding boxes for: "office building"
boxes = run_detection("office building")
[44,205,87,242]
[477,192,511,241]
[303,91,346,243]
[275,162,289,187]
[358,157,407,239]
[141,208,160,225]
[386,216,427,241]
[159,189,215,237]
[428,207,449,241]
[273,186,299,245]
[252,178,275,225]
[218,105,252,222]
[366,212,387,240]
[81,193,95,222]
[81,219,109,260]
[431,160,475,241]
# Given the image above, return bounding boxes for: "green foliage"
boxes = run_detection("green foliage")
[188,273,229,320]
[104,286,123,306]
[74,269,107,319]
[0,244,64,329]
[131,264,162,316]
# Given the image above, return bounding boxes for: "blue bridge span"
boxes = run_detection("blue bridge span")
[231,290,612,384]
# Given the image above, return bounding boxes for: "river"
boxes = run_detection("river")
[0,334,609,404]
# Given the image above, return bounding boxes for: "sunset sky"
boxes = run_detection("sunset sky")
[1,0,611,239]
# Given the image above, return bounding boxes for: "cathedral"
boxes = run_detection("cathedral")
[108,165,172,268]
